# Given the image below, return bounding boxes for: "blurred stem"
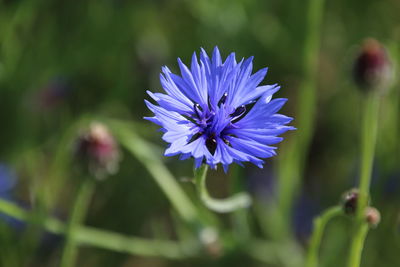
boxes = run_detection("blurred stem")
[277,0,325,236]
[230,165,251,241]
[194,165,252,213]
[0,198,193,259]
[347,224,369,267]
[45,116,91,210]
[247,239,304,267]
[305,206,342,267]
[347,93,380,267]
[108,120,202,226]
[60,180,95,267]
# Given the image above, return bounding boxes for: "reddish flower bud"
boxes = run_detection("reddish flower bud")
[365,207,380,228]
[353,39,392,92]
[75,122,121,180]
[341,189,359,215]
[199,227,222,258]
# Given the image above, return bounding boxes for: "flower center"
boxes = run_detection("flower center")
[189,93,248,155]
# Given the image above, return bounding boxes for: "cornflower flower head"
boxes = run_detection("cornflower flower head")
[145,47,294,172]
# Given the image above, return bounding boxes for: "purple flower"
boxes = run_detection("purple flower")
[145,47,294,171]
[0,164,17,194]
[0,164,25,229]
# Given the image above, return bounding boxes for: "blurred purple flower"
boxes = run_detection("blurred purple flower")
[0,164,25,229]
[145,47,294,172]
[36,76,72,110]
[246,164,276,200]
[293,192,320,242]
[0,164,17,194]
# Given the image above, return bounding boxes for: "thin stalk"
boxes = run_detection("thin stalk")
[347,93,380,267]
[277,0,326,235]
[347,224,369,267]
[231,165,251,241]
[305,206,342,267]
[247,239,304,267]
[108,120,201,225]
[60,180,95,267]
[194,165,251,213]
[0,198,193,259]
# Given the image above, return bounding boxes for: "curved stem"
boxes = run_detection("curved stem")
[347,224,369,267]
[347,93,380,267]
[0,198,194,259]
[108,120,202,226]
[60,180,95,267]
[194,165,252,213]
[305,206,342,267]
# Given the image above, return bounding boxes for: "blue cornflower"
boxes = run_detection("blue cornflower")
[145,47,294,171]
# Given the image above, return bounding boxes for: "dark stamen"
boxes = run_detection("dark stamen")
[223,138,231,146]
[188,132,203,144]
[218,92,228,107]
[182,114,197,124]
[231,105,246,117]
[230,105,246,123]
[206,134,217,155]
[194,103,202,118]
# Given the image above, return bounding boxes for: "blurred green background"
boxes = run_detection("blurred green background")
[0,0,399,266]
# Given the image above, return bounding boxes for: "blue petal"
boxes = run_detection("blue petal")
[147,91,193,114]
[177,58,208,106]
[160,67,194,107]
[227,136,277,159]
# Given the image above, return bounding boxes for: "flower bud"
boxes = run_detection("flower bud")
[75,122,121,180]
[341,189,359,215]
[198,227,222,258]
[365,207,380,228]
[353,38,392,92]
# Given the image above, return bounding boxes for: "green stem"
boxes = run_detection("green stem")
[305,206,342,267]
[108,120,202,225]
[60,180,95,267]
[347,224,369,267]
[0,198,194,260]
[231,165,251,241]
[277,0,325,236]
[247,239,304,267]
[194,165,252,213]
[347,93,380,267]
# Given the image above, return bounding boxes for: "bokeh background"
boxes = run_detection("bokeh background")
[0,0,399,266]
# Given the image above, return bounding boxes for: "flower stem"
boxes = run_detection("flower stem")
[277,0,326,236]
[346,92,380,267]
[194,165,252,213]
[305,206,342,267]
[0,198,193,259]
[60,179,95,267]
[108,120,202,226]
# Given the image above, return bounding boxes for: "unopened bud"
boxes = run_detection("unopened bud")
[341,189,359,215]
[353,38,392,92]
[199,227,222,258]
[365,207,380,228]
[75,122,121,180]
